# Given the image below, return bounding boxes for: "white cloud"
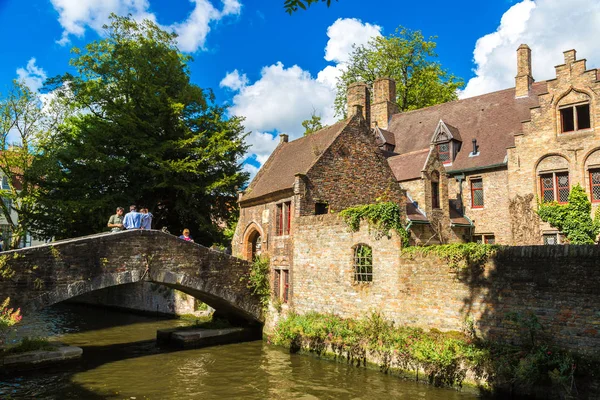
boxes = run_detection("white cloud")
[461,0,600,98]
[324,18,381,64]
[224,18,381,173]
[16,58,48,93]
[50,0,240,52]
[220,69,248,91]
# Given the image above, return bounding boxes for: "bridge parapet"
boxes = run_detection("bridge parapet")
[0,230,262,323]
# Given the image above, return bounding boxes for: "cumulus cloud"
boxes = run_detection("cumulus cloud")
[461,0,600,98]
[16,58,47,93]
[50,0,241,51]
[220,69,248,91]
[226,18,381,180]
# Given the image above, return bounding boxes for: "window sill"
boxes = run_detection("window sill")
[557,129,594,141]
[471,206,484,210]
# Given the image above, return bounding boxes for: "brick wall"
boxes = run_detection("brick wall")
[292,215,600,354]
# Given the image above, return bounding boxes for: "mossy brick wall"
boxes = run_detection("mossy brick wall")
[292,215,600,354]
[0,230,261,322]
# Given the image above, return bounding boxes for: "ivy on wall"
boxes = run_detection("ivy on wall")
[537,184,600,244]
[339,201,409,245]
[401,243,499,270]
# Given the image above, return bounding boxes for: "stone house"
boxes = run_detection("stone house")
[233,45,600,306]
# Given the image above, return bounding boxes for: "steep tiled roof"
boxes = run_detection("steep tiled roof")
[406,202,427,222]
[449,199,472,226]
[387,148,430,181]
[387,82,547,172]
[241,119,349,202]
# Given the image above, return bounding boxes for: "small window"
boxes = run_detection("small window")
[590,169,600,202]
[1,177,9,190]
[560,103,591,133]
[431,171,440,209]
[471,178,484,208]
[353,245,373,283]
[315,202,329,215]
[273,269,290,303]
[540,172,569,204]
[473,234,495,244]
[438,143,450,163]
[276,202,292,235]
[543,233,560,245]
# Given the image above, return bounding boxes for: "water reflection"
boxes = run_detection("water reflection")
[0,304,480,399]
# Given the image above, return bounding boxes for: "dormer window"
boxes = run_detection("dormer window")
[437,143,450,163]
[431,120,461,165]
[560,103,590,133]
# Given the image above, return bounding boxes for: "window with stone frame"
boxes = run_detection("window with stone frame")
[540,171,570,204]
[273,269,289,303]
[590,169,600,202]
[275,201,292,235]
[470,178,484,208]
[353,244,373,283]
[315,202,329,215]
[542,232,561,245]
[473,234,495,244]
[560,103,591,133]
[431,171,440,209]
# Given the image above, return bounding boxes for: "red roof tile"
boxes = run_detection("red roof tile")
[241,119,349,202]
[386,82,547,172]
[387,148,430,181]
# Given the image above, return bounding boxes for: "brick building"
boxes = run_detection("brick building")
[233,45,600,306]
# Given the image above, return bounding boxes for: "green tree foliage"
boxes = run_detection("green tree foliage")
[284,0,338,14]
[537,184,600,244]
[0,81,65,249]
[28,15,248,245]
[334,27,464,118]
[302,112,326,136]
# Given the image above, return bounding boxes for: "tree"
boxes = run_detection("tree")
[537,184,600,244]
[334,27,464,118]
[0,81,64,249]
[29,15,248,245]
[301,111,326,136]
[284,0,338,14]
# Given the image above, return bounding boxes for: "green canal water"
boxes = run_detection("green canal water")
[0,304,481,399]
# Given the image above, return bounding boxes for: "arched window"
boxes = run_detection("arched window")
[431,171,440,209]
[353,244,373,282]
[250,231,262,260]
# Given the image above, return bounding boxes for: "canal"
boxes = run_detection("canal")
[1,304,480,399]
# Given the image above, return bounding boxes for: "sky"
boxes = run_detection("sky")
[1,0,600,180]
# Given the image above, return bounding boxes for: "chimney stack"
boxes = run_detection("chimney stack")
[371,78,399,129]
[347,82,370,125]
[279,133,288,143]
[515,44,533,98]
[563,49,576,65]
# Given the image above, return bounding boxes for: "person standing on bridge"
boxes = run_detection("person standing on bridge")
[123,205,142,230]
[140,207,153,230]
[107,207,125,232]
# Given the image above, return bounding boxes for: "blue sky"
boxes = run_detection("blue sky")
[1,0,599,178]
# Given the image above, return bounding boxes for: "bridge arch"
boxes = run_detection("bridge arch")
[0,230,263,324]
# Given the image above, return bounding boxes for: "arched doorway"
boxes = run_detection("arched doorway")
[246,230,262,260]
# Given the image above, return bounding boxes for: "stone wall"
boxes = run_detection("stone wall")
[292,215,600,355]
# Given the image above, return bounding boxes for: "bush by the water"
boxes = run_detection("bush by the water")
[269,312,591,396]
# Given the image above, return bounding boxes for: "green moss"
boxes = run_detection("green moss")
[1,337,57,356]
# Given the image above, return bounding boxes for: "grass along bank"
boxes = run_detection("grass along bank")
[268,311,598,398]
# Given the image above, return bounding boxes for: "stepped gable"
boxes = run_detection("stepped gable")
[387,81,547,171]
[387,148,430,181]
[241,119,349,202]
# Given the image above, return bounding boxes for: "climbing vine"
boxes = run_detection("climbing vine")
[339,202,409,245]
[401,243,499,270]
[245,256,271,310]
[537,184,600,244]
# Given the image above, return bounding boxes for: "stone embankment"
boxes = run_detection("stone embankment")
[0,345,82,373]
[157,327,260,348]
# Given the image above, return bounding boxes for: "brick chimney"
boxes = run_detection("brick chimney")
[279,133,288,143]
[347,82,370,125]
[371,78,399,129]
[515,44,533,98]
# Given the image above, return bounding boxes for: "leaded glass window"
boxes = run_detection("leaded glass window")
[540,172,570,204]
[590,170,600,202]
[471,178,484,208]
[438,143,450,163]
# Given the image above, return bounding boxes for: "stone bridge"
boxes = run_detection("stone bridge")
[0,230,262,324]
